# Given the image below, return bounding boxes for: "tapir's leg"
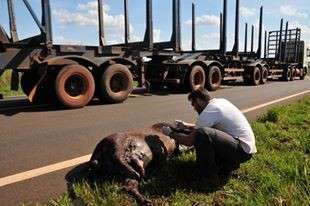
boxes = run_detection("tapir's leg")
[116,156,141,180]
[123,179,153,206]
[129,157,145,177]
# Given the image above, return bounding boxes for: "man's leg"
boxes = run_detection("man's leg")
[201,127,252,174]
[193,128,219,177]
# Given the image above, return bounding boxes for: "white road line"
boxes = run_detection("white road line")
[0,155,91,187]
[241,90,310,113]
[0,90,309,188]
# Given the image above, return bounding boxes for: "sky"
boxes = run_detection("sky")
[0,0,309,51]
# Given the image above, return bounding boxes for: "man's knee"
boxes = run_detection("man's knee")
[194,128,213,148]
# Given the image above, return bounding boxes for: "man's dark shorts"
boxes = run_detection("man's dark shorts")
[193,127,252,176]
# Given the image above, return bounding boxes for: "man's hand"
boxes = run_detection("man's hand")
[175,120,187,130]
[175,120,196,130]
[161,126,173,136]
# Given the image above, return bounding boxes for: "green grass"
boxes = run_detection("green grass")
[0,70,24,97]
[25,97,310,206]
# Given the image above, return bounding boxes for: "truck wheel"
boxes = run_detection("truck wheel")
[250,67,261,86]
[55,64,95,108]
[188,65,206,91]
[290,68,295,81]
[260,67,268,84]
[99,64,133,103]
[300,67,307,80]
[282,68,292,81]
[150,82,163,91]
[206,66,222,91]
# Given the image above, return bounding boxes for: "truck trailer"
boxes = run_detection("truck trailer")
[144,0,308,91]
[265,20,308,81]
[0,0,157,108]
[0,0,308,108]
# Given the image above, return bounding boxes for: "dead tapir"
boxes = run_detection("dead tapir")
[89,122,190,205]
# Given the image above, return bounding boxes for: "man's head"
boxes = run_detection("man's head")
[188,87,212,114]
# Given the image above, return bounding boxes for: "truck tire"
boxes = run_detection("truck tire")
[260,67,268,84]
[290,68,296,81]
[282,68,292,81]
[55,64,95,108]
[206,66,222,91]
[99,64,133,103]
[300,67,307,80]
[188,65,206,91]
[249,67,261,86]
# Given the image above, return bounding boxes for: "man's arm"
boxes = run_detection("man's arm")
[175,120,196,130]
[162,126,196,146]
[170,131,196,147]
[183,122,196,129]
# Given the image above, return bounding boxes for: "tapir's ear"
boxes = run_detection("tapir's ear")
[90,160,99,168]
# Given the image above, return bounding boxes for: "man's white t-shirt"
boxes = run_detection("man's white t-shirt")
[196,98,257,154]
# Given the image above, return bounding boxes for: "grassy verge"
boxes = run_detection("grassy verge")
[0,70,24,97]
[27,97,310,206]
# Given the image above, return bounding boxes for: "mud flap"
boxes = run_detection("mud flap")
[10,70,19,91]
[28,65,48,103]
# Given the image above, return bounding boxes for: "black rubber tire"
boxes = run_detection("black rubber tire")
[149,82,163,91]
[188,65,206,91]
[282,68,292,81]
[243,71,250,85]
[206,66,222,91]
[55,64,95,108]
[260,67,268,84]
[290,68,295,81]
[300,67,307,80]
[99,64,133,103]
[249,67,261,86]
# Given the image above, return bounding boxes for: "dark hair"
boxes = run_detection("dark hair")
[188,86,212,102]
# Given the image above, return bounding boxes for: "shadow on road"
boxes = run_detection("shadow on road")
[0,78,276,116]
[0,99,70,116]
[0,90,187,116]
[0,98,122,116]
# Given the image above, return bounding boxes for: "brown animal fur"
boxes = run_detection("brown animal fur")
[89,122,178,205]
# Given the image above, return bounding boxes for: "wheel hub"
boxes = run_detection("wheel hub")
[194,72,204,85]
[110,73,128,93]
[65,75,86,97]
[212,72,220,84]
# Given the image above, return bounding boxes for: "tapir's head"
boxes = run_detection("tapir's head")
[90,134,152,180]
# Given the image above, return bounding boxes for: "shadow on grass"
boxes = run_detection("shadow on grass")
[65,154,226,205]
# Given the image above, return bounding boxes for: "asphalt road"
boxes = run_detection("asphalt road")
[0,78,309,205]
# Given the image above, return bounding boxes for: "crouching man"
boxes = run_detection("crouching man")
[162,87,256,180]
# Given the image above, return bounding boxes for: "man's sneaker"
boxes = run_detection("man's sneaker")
[178,144,194,153]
